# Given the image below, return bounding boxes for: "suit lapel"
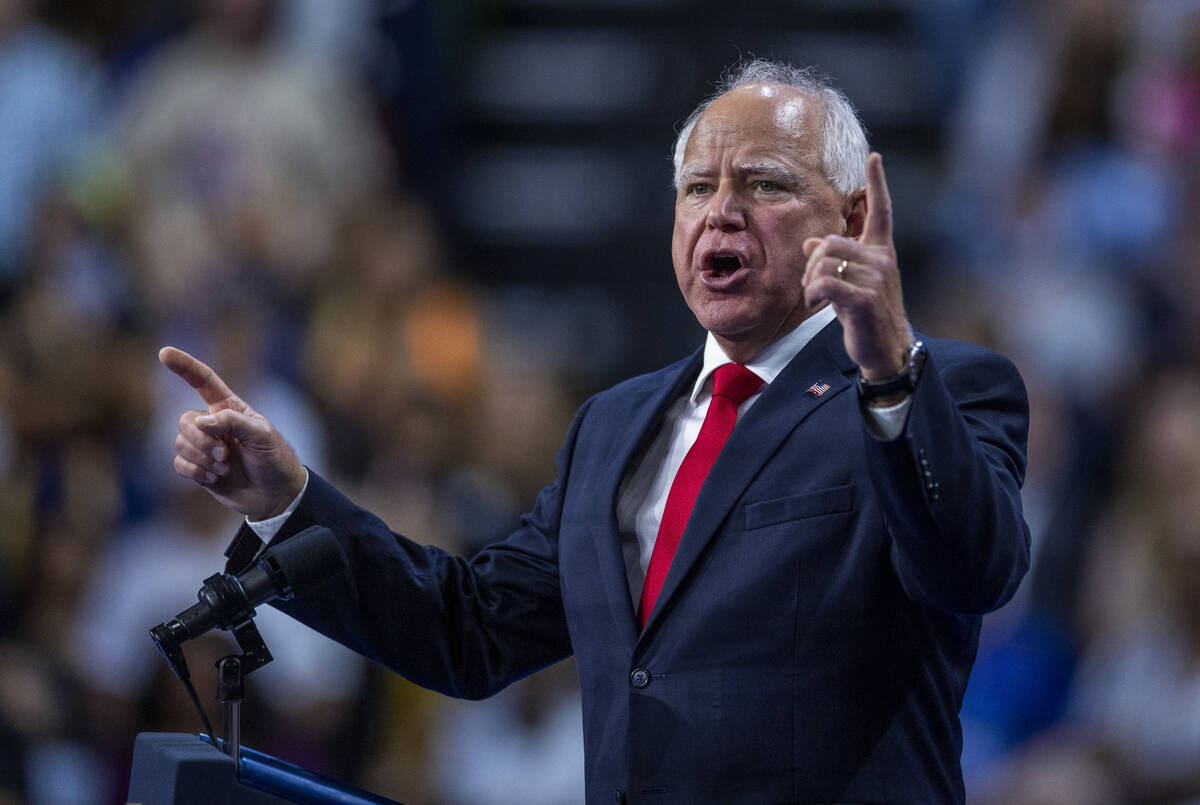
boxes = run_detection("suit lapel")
[591,350,704,643]
[639,318,858,636]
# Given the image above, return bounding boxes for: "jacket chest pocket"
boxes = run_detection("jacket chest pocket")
[742,483,855,531]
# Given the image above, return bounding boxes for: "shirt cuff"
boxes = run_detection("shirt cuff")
[245,469,310,545]
[863,397,913,442]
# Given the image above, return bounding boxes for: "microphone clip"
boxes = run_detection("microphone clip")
[226,619,273,675]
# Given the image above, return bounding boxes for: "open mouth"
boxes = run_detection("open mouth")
[709,254,742,279]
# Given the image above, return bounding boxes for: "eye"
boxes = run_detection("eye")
[687,183,712,196]
[756,180,780,192]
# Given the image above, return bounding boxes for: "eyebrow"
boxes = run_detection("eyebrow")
[735,161,800,184]
[677,161,801,185]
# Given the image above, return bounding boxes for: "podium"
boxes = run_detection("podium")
[126,733,403,805]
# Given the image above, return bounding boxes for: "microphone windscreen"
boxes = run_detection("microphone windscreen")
[261,525,346,597]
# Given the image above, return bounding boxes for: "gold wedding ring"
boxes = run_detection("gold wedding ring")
[836,259,848,277]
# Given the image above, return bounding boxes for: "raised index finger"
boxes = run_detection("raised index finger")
[158,346,238,409]
[862,152,893,245]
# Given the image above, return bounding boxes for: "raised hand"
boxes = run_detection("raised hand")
[159,347,307,520]
[801,152,913,380]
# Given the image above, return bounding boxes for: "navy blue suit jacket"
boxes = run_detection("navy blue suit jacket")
[230,319,1030,804]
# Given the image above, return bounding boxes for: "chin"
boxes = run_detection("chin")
[692,298,760,335]
[700,319,766,349]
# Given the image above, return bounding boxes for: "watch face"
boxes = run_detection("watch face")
[908,342,927,383]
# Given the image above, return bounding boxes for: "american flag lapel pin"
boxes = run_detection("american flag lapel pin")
[806,380,832,398]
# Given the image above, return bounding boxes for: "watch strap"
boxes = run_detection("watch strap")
[857,341,927,402]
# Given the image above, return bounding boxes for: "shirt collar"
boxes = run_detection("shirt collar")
[690,305,837,405]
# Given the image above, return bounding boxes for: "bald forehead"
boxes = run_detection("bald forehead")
[711,83,818,128]
[682,83,824,164]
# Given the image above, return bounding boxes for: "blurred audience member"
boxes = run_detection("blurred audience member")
[0,0,99,286]
[1065,368,1200,802]
[113,0,390,324]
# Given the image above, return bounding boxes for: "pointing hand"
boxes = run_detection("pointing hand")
[159,346,307,520]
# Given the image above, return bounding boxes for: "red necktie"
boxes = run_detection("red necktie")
[638,362,763,628]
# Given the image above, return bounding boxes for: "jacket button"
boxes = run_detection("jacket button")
[630,667,651,688]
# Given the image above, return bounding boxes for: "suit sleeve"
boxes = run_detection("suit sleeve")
[229,399,594,700]
[864,346,1031,614]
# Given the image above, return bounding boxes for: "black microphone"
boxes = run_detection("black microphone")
[150,525,344,672]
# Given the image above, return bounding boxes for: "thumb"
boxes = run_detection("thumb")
[196,409,273,446]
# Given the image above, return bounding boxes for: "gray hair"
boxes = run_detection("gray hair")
[671,59,870,194]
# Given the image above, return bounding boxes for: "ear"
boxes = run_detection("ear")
[842,187,868,239]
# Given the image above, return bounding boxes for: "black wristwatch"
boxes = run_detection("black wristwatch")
[857,341,927,403]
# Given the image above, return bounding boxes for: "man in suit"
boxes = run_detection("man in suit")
[161,59,1030,804]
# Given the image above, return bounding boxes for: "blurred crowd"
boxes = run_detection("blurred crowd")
[918,1,1200,803]
[0,0,582,802]
[1,0,1200,803]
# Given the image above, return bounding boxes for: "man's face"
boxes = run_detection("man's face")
[671,85,858,361]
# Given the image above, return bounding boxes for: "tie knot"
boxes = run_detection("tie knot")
[712,363,763,405]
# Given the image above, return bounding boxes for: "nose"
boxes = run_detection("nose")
[706,183,746,231]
